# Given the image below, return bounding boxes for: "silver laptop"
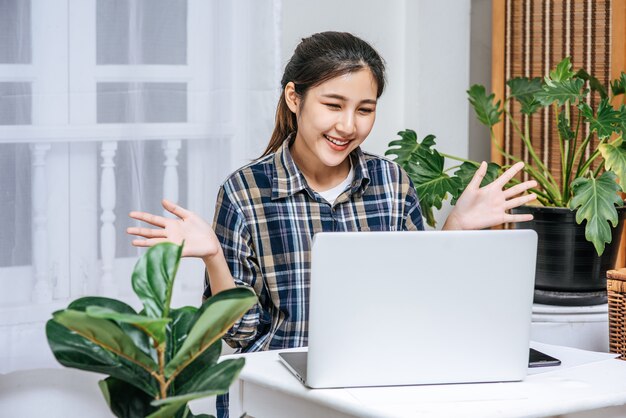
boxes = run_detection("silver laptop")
[279,230,538,389]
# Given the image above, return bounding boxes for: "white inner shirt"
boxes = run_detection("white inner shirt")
[317,164,354,205]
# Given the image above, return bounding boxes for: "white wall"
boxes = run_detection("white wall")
[469,0,493,163]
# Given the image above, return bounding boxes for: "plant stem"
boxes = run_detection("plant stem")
[573,132,595,178]
[593,162,604,178]
[577,137,609,176]
[157,344,167,400]
[524,113,561,199]
[444,164,464,173]
[489,129,562,204]
[504,107,558,187]
[565,110,582,200]
[533,194,551,206]
[527,165,562,203]
[552,102,565,188]
[439,152,478,165]
[507,177,551,200]
[590,134,623,178]
[554,104,568,197]
[489,129,519,163]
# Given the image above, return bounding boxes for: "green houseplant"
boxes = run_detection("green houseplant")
[46,242,257,418]
[386,57,626,304]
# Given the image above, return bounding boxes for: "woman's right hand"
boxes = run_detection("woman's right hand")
[127,199,221,259]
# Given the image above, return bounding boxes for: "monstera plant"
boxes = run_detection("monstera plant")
[387,57,626,256]
[46,242,257,418]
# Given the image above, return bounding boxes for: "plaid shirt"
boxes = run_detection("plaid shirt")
[205,139,424,353]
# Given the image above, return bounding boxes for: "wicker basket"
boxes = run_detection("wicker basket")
[608,268,626,360]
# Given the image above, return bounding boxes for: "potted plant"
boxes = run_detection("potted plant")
[386,57,626,305]
[46,242,257,418]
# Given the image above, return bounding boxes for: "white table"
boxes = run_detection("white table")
[227,343,626,418]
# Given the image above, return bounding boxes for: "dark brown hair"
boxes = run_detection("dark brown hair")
[261,31,386,157]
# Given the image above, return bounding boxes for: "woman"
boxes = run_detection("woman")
[127,31,536,416]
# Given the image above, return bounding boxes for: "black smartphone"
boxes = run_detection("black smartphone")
[529,348,561,368]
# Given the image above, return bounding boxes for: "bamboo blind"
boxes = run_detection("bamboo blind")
[492,0,626,266]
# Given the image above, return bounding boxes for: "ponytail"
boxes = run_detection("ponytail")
[262,93,297,157]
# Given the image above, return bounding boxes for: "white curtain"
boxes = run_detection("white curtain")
[0,0,281,372]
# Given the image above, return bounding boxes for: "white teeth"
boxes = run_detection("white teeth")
[325,135,349,146]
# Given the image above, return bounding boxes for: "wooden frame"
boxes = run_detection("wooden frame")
[491,0,506,166]
[613,0,626,267]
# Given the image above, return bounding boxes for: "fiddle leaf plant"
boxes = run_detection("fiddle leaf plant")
[46,242,257,418]
[386,57,626,255]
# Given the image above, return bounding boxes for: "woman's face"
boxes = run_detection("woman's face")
[287,68,378,173]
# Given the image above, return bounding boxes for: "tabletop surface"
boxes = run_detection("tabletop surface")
[229,342,626,418]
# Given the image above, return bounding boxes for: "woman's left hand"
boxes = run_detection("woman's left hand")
[443,161,537,230]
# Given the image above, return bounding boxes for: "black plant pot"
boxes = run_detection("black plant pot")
[512,206,626,306]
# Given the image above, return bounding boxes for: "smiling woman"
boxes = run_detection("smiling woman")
[286,69,378,191]
[126,31,538,418]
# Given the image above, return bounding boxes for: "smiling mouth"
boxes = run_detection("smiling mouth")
[324,135,350,146]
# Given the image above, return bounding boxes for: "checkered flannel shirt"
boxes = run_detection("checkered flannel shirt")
[204,139,424,353]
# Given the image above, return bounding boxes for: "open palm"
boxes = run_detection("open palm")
[444,161,537,230]
[127,199,221,258]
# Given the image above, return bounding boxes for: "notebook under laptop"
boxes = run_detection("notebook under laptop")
[279,230,538,389]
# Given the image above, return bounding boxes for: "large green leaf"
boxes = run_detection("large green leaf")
[536,78,585,106]
[165,288,257,378]
[570,171,624,255]
[46,319,158,397]
[535,58,585,106]
[600,140,626,191]
[99,376,157,418]
[86,306,171,345]
[575,68,608,99]
[385,130,435,166]
[167,306,199,362]
[132,242,183,319]
[167,308,223,394]
[156,359,244,406]
[52,309,157,369]
[145,402,186,418]
[410,186,435,227]
[507,77,543,115]
[68,297,152,358]
[173,341,222,394]
[146,403,214,418]
[146,400,216,418]
[386,131,456,226]
[99,366,218,418]
[404,140,462,227]
[467,84,502,127]
[550,57,577,82]
[580,99,624,139]
[611,72,626,97]
[176,357,244,396]
[451,162,501,205]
